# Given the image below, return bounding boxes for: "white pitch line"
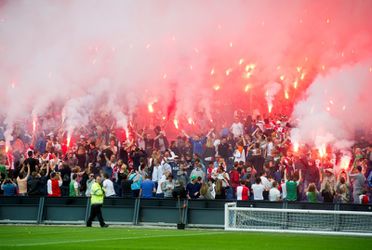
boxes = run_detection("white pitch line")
[0,232,223,247]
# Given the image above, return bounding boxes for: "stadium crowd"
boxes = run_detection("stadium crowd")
[0,113,371,204]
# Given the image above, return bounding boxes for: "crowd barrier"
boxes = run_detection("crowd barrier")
[0,197,371,228]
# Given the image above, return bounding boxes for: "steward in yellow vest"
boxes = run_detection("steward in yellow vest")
[86,176,108,227]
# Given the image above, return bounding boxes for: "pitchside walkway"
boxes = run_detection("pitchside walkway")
[0,197,371,228]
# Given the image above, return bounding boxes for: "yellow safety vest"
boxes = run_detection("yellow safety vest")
[90,182,104,205]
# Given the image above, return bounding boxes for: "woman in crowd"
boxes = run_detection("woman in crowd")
[306,183,318,203]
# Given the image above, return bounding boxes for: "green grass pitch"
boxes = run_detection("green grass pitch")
[0,225,370,249]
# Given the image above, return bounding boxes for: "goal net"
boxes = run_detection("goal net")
[224,203,372,236]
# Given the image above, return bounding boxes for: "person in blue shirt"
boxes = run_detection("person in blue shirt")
[129,170,142,198]
[140,175,155,198]
[1,179,17,196]
[186,175,201,199]
[182,128,214,156]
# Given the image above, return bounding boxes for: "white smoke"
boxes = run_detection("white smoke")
[291,62,372,150]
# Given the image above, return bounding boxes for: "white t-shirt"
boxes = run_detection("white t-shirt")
[160,162,172,176]
[158,138,166,152]
[267,142,274,157]
[210,183,216,199]
[102,179,116,197]
[281,182,287,199]
[260,176,272,190]
[269,187,281,201]
[152,165,160,182]
[234,149,246,163]
[230,122,244,138]
[251,183,265,200]
[156,175,167,194]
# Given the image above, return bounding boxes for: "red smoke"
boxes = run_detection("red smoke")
[0,1,371,140]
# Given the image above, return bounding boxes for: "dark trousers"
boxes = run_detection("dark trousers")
[132,189,140,198]
[87,204,105,227]
[61,186,69,197]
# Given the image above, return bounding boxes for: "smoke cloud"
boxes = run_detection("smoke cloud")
[291,62,372,149]
[0,0,371,143]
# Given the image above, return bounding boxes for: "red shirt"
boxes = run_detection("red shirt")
[49,179,61,197]
[229,169,240,189]
[236,185,249,200]
[207,167,214,179]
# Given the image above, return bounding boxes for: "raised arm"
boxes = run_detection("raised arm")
[103,152,110,164]
[251,127,259,137]
[181,130,190,139]
[134,130,144,139]
[242,136,247,146]
[46,162,51,176]
[206,128,214,138]
[20,164,25,175]
[284,168,288,182]
[58,173,63,186]
[25,164,31,179]
[124,141,134,151]
[154,131,164,140]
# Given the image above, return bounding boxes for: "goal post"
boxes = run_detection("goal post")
[224,203,372,236]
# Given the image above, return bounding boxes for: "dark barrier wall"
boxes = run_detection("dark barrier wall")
[1,197,371,228]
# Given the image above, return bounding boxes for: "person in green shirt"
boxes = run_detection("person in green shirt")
[86,176,108,227]
[0,164,7,178]
[285,171,301,202]
[305,183,318,203]
[69,174,79,197]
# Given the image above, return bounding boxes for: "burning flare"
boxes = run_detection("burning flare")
[268,103,273,113]
[339,155,351,170]
[173,119,179,129]
[213,85,220,91]
[244,84,251,92]
[187,117,193,125]
[293,80,298,89]
[32,119,36,133]
[148,102,154,113]
[284,90,289,99]
[67,135,71,148]
[293,142,299,153]
[318,144,326,158]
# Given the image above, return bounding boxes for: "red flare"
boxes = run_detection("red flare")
[268,103,273,113]
[318,144,326,158]
[293,142,299,153]
[284,90,289,99]
[32,120,36,133]
[148,103,154,113]
[173,119,179,129]
[340,155,351,170]
[67,135,71,148]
